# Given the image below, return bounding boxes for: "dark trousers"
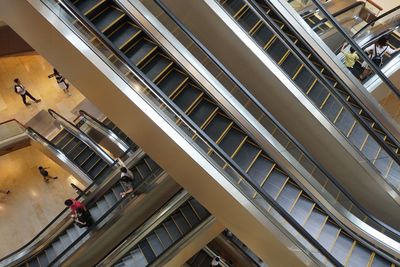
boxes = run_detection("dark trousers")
[21,91,37,104]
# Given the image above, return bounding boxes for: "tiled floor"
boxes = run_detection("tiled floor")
[0,54,88,258]
[0,146,79,258]
[0,54,85,124]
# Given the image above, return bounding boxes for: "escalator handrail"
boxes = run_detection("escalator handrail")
[257,0,400,182]
[78,109,134,152]
[310,1,365,30]
[45,166,163,266]
[202,246,231,267]
[352,5,400,39]
[57,1,344,265]
[0,127,119,265]
[96,190,190,266]
[304,0,400,99]
[153,0,400,243]
[48,108,116,166]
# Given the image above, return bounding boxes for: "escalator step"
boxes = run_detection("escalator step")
[146,234,164,256]
[247,155,274,185]
[348,123,368,150]
[45,247,56,263]
[144,157,159,171]
[141,53,172,81]
[97,198,111,214]
[276,182,300,211]
[108,21,141,49]
[307,81,329,108]
[27,258,40,267]
[74,147,93,165]
[266,39,289,63]
[293,67,316,93]
[136,162,151,178]
[218,127,247,156]
[221,0,246,16]
[55,131,75,149]
[290,195,314,224]
[138,240,156,263]
[51,239,65,256]
[68,142,86,158]
[51,130,69,145]
[82,155,101,172]
[203,113,232,141]
[125,38,157,66]
[173,84,203,112]
[361,137,380,161]
[91,6,124,33]
[330,233,354,264]
[88,160,108,178]
[233,141,260,170]
[74,0,105,15]
[188,97,218,127]
[154,226,173,249]
[59,233,73,251]
[347,244,372,267]
[280,52,302,78]
[189,199,209,220]
[129,247,148,266]
[303,208,327,237]
[238,8,260,33]
[318,221,341,250]
[321,95,341,122]
[104,191,118,207]
[156,68,188,97]
[180,204,200,228]
[171,212,191,234]
[38,253,49,267]
[162,220,181,242]
[252,23,275,48]
[261,169,287,198]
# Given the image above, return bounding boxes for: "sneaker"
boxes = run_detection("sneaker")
[54,177,58,179]
[35,99,41,103]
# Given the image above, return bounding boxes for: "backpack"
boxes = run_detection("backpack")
[371,45,387,66]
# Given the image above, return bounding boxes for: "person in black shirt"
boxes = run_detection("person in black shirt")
[38,166,58,182]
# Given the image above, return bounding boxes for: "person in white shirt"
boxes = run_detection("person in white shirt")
[360,35,400,80]
[48,68,71,96]
[120,167,135,198]
[14,78,41,106]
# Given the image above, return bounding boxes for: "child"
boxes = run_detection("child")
[38,166,58,182]
[341,43,359,71]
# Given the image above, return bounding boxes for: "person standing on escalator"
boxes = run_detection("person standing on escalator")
[359,35,400,80]
[14,78,41,106]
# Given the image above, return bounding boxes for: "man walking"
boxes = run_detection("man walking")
[38,166,58,182]
[14,78,41,106]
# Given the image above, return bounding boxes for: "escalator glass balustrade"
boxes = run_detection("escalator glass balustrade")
[217,0,400,194]
[39,0,400,265]
[112,197,210,267]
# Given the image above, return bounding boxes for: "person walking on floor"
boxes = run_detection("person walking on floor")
[0,189,10,195]
[14,78,41,106]
[38,166,58,182]
[48,68,71,96]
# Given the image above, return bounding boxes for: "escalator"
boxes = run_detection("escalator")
[301,2,364,36]
[48,109,127,182]
[5,153,162,267]
[97,192,210,266]
[53,0,400,265]
[186,249,215,267]
[216,0,400,192]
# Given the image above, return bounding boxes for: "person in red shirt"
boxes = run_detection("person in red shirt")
[64,198,86,218]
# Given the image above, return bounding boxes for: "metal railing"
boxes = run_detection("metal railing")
[48,108,116,165]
